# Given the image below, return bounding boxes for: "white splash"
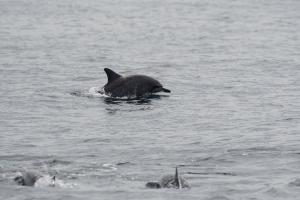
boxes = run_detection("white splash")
[34,175,77,189]
[102,163,117,170]
[34,175,56,187]
[88,87,108,97]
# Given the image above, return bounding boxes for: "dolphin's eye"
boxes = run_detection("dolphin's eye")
[151,86,162,93]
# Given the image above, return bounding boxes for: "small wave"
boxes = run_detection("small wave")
[289,178,300,187]
[208,195,231,200]
[186,171,236,176]
[104,98,152,105]
[102,163,117,171]
[45,159,72,167]
[71,87,164,105]
[116,161,131,166]
[33,159,72,167]
[227,146,280,157]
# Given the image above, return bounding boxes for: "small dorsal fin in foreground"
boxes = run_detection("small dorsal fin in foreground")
[104,68,122,83]
[174,167,182,188]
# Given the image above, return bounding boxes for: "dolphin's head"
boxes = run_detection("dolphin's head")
[151,86,171,93]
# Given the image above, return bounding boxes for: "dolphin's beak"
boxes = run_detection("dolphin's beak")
[162,88,171,93]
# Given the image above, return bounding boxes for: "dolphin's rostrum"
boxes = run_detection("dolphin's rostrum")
[146,167,190,189]
[103,68,170,98]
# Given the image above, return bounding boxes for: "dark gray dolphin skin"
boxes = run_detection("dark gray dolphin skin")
[146,167,190,189]
[103,68,171,98]
[14,171,55,186]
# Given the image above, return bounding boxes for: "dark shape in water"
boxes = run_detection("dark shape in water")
[103,68,170,99]
[14,171,41,186]
[146,167,190,189]
[14,171,55,187]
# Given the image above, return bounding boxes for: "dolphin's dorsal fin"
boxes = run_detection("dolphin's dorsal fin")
[104,68,122,83]
[174,167,182,189]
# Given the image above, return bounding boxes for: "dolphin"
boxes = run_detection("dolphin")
[146,167,190,189]
[14,171,55,187]
[103,68,171,98]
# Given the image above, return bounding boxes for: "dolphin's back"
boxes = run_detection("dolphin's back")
[104,75,162,98]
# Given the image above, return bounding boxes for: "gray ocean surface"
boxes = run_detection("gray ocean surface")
[1,0,300,199]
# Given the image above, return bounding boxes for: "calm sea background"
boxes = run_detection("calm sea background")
[0,0,300,199]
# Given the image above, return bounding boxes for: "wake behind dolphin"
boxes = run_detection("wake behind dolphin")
[102,68,171,99]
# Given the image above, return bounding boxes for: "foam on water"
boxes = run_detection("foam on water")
[34,175,56,188]
[35,176,78,189]
[88,87,107,97]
